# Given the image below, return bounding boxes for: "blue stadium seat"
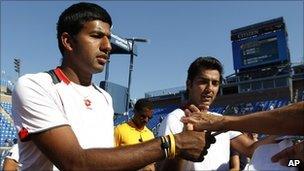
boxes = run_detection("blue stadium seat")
[146,105,179,135]
[0,113,17,147]
[0,102,13,115]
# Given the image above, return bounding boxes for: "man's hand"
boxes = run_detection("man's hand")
[181,104,223,132]
[182,103,209,131]
[174,131,216,162]
[271,141,304,166]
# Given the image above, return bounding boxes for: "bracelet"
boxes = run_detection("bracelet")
[160,136,169,158]
[168,134,176,159]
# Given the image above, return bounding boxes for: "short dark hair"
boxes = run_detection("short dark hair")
[134,99,153,113]
[187,56,223,83]
[57,2,112,56]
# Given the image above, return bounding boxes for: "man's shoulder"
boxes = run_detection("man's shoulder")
[159,108,184,127]
[115,122,130,131]
[15,72,55,92]
[157,108,184,136]
[18,72,52,83]
[167,108,184,119]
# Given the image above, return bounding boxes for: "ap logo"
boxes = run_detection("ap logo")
[287,159,301,167]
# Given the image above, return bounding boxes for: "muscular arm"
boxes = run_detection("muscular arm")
[32,126,165,171]
[182,102,304,135]
[32,126,207,171]
[223,102,304,135]
[231,134,277,158]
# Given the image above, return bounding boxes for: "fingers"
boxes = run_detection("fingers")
[188,104,200,113]
[184,109,192,117]
[271,141,304,168]
[181,116,195,124]
[271,146,294,163]
[181,117,204,132]
[183,110,194,131]
[185,123,194,131]
[181,117,206,132]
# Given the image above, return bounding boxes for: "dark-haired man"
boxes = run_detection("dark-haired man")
[12,2,212,170]
[158,57,271,170]
[115,99,155,170]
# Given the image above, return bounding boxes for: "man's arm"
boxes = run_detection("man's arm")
[31,125,208,170]
[271,141,304,166]
[229,153,240,171]
[3,158,19,171]
[182,102,304,135]
[231,134,277,158]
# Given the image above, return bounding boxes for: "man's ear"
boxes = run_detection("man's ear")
[61,32,74,52]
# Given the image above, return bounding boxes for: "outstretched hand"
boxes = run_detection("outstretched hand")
[271,141,304,167]
[181,104,223,132]
[182,103,208,131]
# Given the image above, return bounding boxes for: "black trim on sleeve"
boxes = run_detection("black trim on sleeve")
[45,69,60,84]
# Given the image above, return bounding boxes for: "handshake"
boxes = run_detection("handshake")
[159,104,218,162]
[171,130,216,162]
[178,102,304,168]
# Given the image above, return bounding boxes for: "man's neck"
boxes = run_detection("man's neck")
[60,65,92,86]
[129,119,144,130]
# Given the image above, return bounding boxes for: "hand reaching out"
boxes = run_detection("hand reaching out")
[181,104,224,132]
[182,103,208,131]
[178,104,216,162]
[271,141,304,167]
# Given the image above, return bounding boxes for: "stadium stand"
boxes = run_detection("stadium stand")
[0,81,17,169]
[0,102,12,116]
[147,105,179,135]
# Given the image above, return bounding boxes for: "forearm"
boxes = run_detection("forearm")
[229,155,240,170]
[33,126,207,170]
[32,126,165,171]
[222,102,304,135]
[69,139,165,170]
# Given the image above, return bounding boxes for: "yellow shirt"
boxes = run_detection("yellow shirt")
[114,122,155,146]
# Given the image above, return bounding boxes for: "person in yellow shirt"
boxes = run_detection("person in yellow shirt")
[115,99,155,170]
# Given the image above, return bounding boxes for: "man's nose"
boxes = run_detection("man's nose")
[100,37,112,53]
[205,81,214,92]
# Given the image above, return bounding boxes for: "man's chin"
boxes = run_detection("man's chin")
[93,66,104,73]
